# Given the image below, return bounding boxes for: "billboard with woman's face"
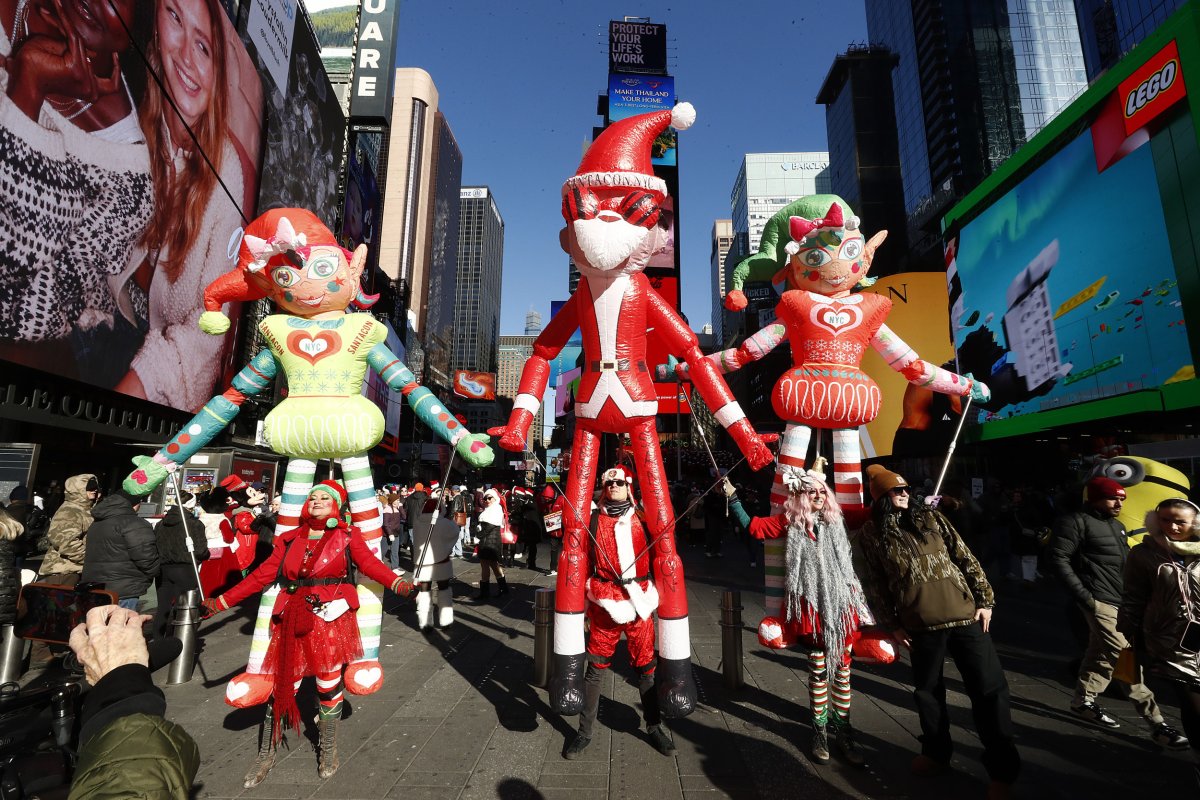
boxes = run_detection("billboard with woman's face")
[0,0,263,412]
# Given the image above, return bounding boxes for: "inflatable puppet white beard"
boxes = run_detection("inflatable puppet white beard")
[571,215,650,273]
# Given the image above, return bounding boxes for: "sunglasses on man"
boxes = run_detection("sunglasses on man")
[604,479,627,488]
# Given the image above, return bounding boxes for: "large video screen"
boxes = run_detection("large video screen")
[244,4,345,224]
[0,0,264,413]
[950,129,1192,421]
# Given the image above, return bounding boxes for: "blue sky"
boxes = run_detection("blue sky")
[314,0,868,335]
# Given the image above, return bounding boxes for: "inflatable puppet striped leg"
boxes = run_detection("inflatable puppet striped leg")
[341,453,386,695]
[831,428,865,519]
[225,458,315,709]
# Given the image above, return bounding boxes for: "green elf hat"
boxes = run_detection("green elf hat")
[725,194,856,308]
[309,480,350,529]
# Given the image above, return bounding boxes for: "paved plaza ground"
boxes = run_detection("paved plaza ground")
[145,538,1193,799]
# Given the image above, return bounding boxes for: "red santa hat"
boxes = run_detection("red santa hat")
[601,465,634,486]
[563,103,695,199]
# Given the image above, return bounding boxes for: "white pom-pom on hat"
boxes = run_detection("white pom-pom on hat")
[671,102,696,131]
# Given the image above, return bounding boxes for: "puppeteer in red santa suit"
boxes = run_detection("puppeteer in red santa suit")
[490,102,775,721]
[564,466,675,759]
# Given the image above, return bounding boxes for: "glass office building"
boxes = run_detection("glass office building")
[1075,0,1187,79]
[729,153,831,257]
[866,0,1087,252]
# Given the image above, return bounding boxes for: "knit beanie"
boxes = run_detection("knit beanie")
[1086,476,1127,502]
[865,464,907,501]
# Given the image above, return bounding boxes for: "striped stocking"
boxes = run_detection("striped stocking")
[809,649,829,727]
[316,669,344,721]
[830,649,852,728]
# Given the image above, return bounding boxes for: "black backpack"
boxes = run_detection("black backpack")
[19,507,50,558]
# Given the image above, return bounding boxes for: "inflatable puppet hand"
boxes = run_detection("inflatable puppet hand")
[456,433,495,468]
[654,355,683,382]
[724,290,748,312]
[965,373,992,403]
[124,454,172,496]
[488,410,533,452]
[727,419,776,471]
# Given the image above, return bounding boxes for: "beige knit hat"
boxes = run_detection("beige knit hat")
[866,464,907,501]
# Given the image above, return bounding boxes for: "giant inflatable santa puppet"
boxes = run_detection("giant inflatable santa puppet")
[490,103,775,718]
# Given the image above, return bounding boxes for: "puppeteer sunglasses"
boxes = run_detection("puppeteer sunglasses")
[604,479,628,488]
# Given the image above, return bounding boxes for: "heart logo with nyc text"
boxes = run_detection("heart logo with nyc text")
[809,302,862,334]
[286,330,341,365]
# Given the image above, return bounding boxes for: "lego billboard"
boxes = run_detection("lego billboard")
[948,127,1192,425]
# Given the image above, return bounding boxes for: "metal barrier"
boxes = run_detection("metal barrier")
[166,590,201,685]
[719,589,744,690]
[0,624,23,684]
[532,588,555,688]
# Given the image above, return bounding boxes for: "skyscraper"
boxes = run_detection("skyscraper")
[730,153,832,258]
[422,112,462,391]
[1074,0,1186,80]
[453,187,504,375]
[710,219,734,343]
[866,1,1087,264]
[817,45,908,277]
[525,309,543,336]
[497,335,543,449]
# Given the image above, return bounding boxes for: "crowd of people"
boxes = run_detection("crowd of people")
[2,461,1199,798]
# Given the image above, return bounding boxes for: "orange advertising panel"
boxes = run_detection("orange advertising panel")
[859,273,958,459]
[1120,40,1186,137]
[452,370,497,400]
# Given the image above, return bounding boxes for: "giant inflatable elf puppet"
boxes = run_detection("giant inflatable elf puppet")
[490,103,775,719]
[122,208,494,783]
[669,195,989,645]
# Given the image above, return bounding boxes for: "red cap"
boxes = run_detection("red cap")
[219,475,248,492]
[1087,476,1127,502]
[601,465,634,485]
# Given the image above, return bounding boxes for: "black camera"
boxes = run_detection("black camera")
[0,681,80,799]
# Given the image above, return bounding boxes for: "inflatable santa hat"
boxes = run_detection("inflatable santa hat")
[563,102,695,200]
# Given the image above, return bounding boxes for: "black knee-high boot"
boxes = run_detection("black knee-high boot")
[639,663,675,756]
[497,575,509,595]
[565,663,604,759]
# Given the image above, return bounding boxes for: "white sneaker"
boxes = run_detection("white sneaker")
[547,570,557,577]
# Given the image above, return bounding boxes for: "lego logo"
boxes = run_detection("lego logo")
[1125,60,1178,118]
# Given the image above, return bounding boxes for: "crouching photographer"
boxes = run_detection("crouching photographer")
[66,605,199,797]
[1,605,198,798]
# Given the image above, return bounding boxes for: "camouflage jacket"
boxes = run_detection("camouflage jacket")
[857,507,994,633]
[39,474,95,577]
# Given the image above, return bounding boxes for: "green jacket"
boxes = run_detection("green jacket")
[68,664,199,799]
[857,507,995,633]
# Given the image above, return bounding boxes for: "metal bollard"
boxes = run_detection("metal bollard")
[166,590,201,685]
[532,588,555,688]
[719,589,744,690]
[0,624,23,684]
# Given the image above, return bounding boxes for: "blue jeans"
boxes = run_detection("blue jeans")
[118,598,141,611]
[452,525,469,558]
